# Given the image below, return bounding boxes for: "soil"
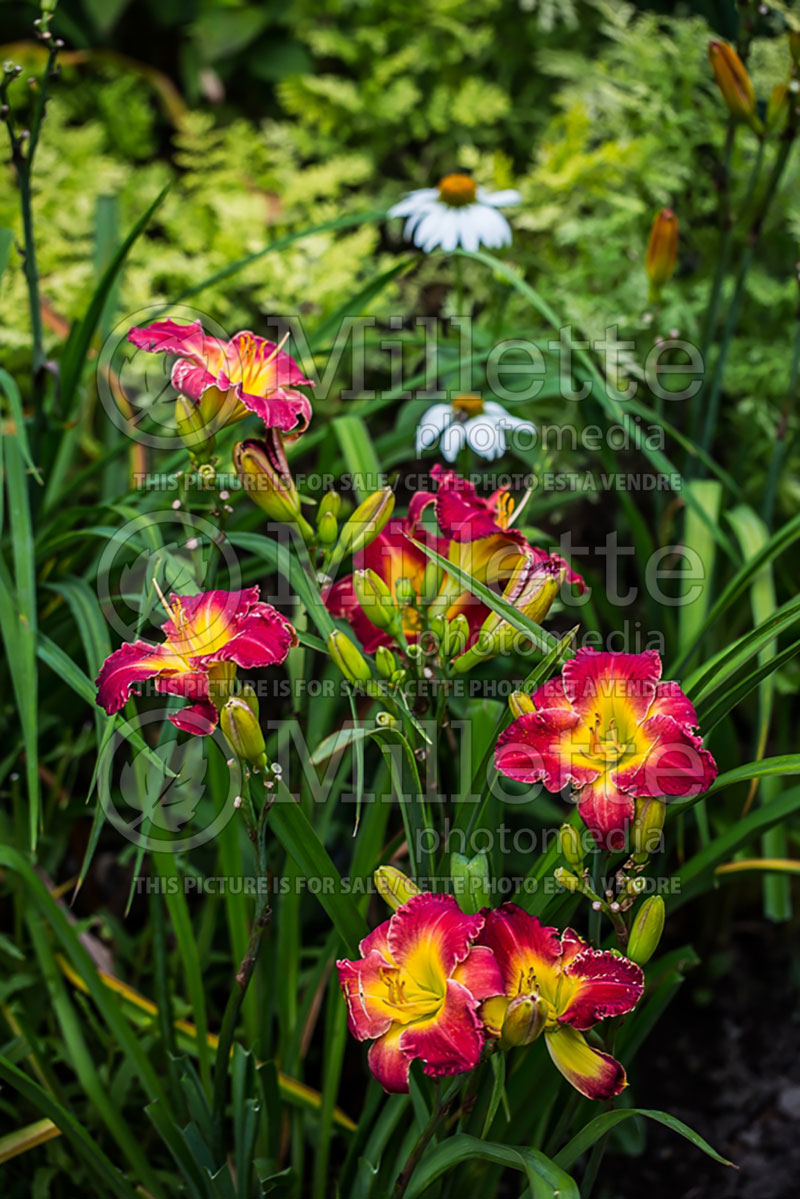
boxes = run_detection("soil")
[603,916,800,1199]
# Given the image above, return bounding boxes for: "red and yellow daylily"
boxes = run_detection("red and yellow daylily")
[477,904,643,1099]
[494,648,717,848]
[325,466,584,663]
[337,892,503,1093]
[95,586,296,735]
[128,320,313,436]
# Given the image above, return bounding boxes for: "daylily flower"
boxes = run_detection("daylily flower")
[478,904,643,1099]
[128,320,313,436]
[95,586,297,735]
[337,892,503,1093]
[416,393,535,462]
[412,466,586,592]
[494,649,717,848]
[389,174,521,253]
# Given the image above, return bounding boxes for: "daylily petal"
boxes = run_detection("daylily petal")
[626,713,718,799]
[128,320,227,376]
[168,699,219,736]
[160,587,259,660]
[545,1025,627,1099]
[399,979,484,1079]
[337,950,397,1041]
[477,905,562,1005]
[95,641,190,715]
[387,893,483,982]
[171,358,218,401]
[576,772,636,850]
[154,671,210,700]
[562,649,662,727]
[558,949,644,1030]
[647,681,701,730]
[494,709,599,792]
[223,331,314,390]
[212,603,297,670]
[368,1024,411,1093]
[359,920,393,960]
[452,945,505,1001]
[234,384,312,434]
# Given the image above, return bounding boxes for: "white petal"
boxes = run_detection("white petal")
[440,421,466,462]
[482,400,509,417]
[475,206,512,249]
[411,208,444,251]
[389,189,439,218]
[465,416,505,460]
[438,212,462,253]
[416,404,454,453]
[476,188,522,207]
[458,207,483,253]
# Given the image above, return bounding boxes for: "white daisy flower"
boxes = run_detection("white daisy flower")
[416,394,535,462]
[389,174,521,253]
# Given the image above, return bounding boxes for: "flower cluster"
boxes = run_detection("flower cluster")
[325,464,585,672]
[337,893,643,1099]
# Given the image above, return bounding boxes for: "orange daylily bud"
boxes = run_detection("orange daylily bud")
[708,41,763,136]
[645,209,679,303]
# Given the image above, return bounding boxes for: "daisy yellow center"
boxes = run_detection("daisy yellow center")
[437,173,477,207]
[451,393,484,417]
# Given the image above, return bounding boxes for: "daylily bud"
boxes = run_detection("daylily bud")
[395,576,415,607]
[766,83,788,131]
[328,629,372,685]
[175,394,216,459]
[645,209,678,303]
[559,823,584,871]
[389,668,407,687]
[375,646,396,679]
[330,488,395,567]
[632,797,666,863]
[420,560,444,605]
[317,511,338,546]
[708,41,763,136]
[318,491,341,519]
[500,993,549,1049]
[554,866,581,892]
[375,710,399,728]
[627,895,665,965]
[429,613,447,645]
[374,865,420,911]
[450,851,490,913]
[443,614,469,658]
[353,569,398,633]
[508,690,535,719]
[234,436,314,541]
[220,696,267,769]
[450,558,560,673]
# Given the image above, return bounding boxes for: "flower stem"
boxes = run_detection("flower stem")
[393,1080,454,1199]
[761,298,800,528]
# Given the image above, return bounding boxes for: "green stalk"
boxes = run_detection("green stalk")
[761,306,800,527]
[699,127,797,460]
